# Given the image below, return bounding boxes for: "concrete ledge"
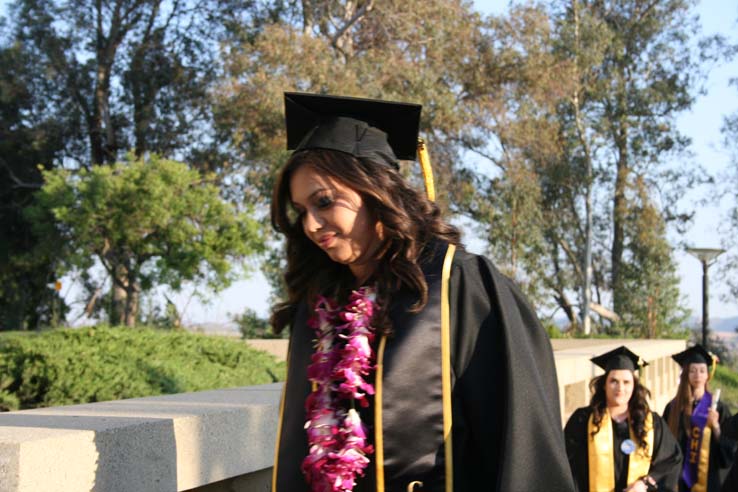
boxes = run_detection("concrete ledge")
[0,385,281,492]
[0,339,687,491]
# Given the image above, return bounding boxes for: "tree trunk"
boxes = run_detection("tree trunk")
[111,265,127,325]
[124,285,139,327]
[611,83,629,316]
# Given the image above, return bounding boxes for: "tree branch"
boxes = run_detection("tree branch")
[0,161,43,189]
[330,0,374,49]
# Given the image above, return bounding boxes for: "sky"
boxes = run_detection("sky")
[3,0,738,326]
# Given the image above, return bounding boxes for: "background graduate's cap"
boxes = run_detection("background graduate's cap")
[591,346,648,372]
[284,92,422,168]
[671,345,716,367]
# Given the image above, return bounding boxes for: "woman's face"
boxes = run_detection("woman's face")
[688,363,709,390]
[605,369,634,408]
[289,164,382,282]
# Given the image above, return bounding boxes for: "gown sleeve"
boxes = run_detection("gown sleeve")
[564,407,592,492]
[648,412,683,491]
[448,250,576,492]
[712,401,737,487]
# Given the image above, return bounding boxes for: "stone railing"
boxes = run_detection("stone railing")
[0,339,685,491]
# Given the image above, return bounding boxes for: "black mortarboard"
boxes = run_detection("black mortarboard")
[284,92,422,168]
[591,346,648,372]
[672,345,715,367]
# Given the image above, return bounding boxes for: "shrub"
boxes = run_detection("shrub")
[0,326,285,410]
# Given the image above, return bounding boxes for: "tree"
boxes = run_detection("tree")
[0,40,71,329]
[463,0,707,332]
[1,1,266,326]
[232,307,282,339]
[721,104,738,302]
[562,0,705,321]
[29,155,265,326]
[4,0,259,167]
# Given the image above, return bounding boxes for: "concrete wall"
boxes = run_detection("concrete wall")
[0,339,686,491]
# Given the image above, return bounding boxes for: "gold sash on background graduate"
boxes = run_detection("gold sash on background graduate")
[587,410,654,492]
[683,392,714,492]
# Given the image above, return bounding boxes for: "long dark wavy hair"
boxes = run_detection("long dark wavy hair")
[588,370,652,450]
[270,149,461,334]
[666,364,711,438]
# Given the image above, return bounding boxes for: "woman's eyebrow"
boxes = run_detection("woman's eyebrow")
[292,188,329,208]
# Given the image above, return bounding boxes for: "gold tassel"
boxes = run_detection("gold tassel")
[417,138,436,202]
[710,351,718,380]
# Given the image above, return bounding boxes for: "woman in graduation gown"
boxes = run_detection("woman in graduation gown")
[663,345,736,491]
[564,346,682,492]
[269,92,575,492]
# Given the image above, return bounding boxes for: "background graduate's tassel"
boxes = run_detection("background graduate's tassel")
[417,138,436,202]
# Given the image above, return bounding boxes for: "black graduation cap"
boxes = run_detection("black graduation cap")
[671,345,715,367]
[284,92,422,168]
[591,346,648,372]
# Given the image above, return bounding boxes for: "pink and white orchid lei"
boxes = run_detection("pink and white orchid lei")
[302,287,377,492]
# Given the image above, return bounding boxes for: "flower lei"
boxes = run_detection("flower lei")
[302,287,377,492]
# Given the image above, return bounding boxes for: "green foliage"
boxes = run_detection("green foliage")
[611,177,691,337]
[720,109,738,300]
[232,307,284,339]
[29,155,265,325]
[460,0,708,333]
[713,365,738,410]
[0,41,71,330]
[0,326,285,410]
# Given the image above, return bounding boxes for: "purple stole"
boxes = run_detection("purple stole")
[682,391,712,488]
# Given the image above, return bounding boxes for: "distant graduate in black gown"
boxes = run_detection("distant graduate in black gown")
[663,345,736,492]
[269,92,576,492]
[565,346,682,492]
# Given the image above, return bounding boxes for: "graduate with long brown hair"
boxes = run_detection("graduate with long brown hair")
[269,92,575,492]
[565,346,682,492]
[663,345,736,491]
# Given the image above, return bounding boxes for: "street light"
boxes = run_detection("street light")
[686,247,725,348]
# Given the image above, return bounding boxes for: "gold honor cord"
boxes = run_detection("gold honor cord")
[374,334,388,491]
[441,243,456,492]
[272,344,291,492]
[692,426,712,492]
[417,138,436,202]
[588,410,653,492]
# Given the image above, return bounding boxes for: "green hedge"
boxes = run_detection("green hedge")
[0,326,285,411]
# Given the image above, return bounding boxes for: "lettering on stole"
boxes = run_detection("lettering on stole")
[690,426,701,464]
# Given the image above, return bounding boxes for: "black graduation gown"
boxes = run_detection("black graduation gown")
[564,407,682,492]
[721,413,738,492]
[663,400,737,492]
[720,457,738,492]
[273,242,575,491]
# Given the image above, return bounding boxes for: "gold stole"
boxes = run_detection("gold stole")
[587,410,654,492]
[689,424,712,492]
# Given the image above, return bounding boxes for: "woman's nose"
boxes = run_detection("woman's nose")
[303,209,323,232]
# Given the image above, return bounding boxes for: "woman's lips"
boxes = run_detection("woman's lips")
[317,234,336,248]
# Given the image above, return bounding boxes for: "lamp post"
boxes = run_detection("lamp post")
[686,247,725,348]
